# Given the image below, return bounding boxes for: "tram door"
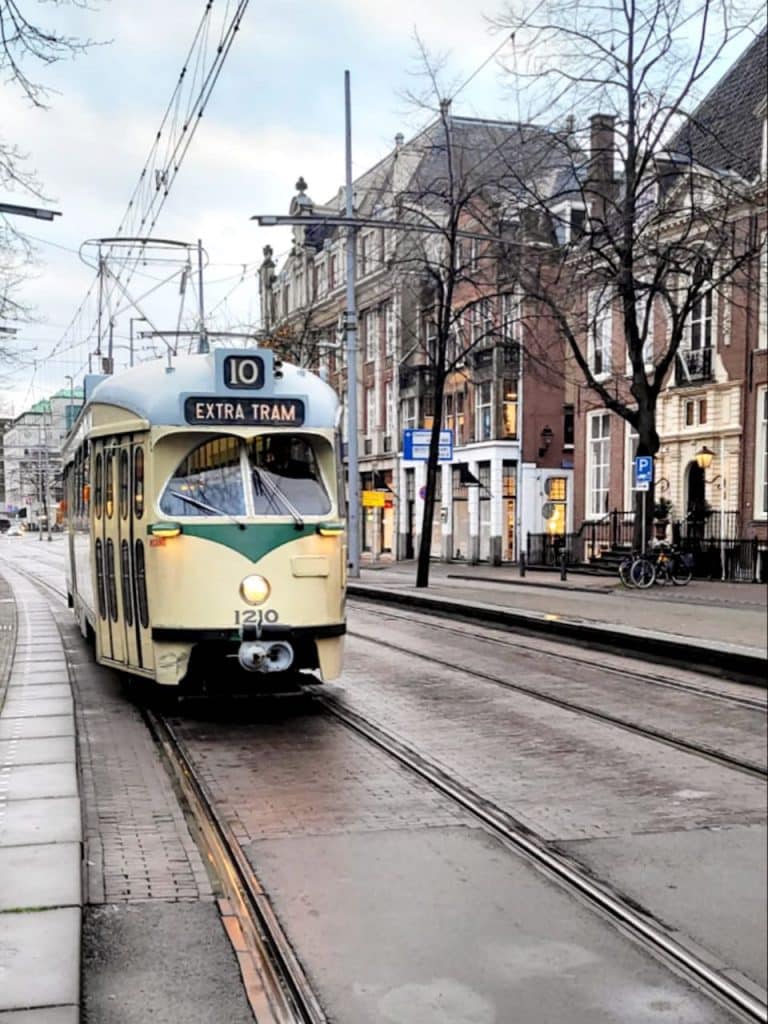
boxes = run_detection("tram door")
[117,440,141,669]
[101,441,126,665]
[92,440,122,664]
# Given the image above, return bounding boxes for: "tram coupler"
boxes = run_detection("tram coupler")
[238,623,294,674]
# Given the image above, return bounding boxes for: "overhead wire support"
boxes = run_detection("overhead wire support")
[43,0,250,373]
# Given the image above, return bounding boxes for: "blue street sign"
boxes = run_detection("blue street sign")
[403,428,453,462]
[634,455,653,488]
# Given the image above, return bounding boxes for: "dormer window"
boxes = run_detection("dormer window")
[552,202,586,245]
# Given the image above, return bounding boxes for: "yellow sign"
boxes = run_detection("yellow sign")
[362,490,385,507]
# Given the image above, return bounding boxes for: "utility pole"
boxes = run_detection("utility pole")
[198,240,209,354]
[343,70,360,578]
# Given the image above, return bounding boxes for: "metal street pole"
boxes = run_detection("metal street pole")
[197,239,209,354]
[344,70,360,578]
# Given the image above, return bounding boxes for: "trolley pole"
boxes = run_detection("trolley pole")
[344,70,360,578]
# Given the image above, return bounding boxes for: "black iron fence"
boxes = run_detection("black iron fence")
[527,521,766,582]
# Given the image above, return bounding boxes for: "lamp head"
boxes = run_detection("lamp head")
[695,445,714,470]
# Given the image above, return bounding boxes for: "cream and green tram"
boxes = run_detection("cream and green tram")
[62,348,346,690]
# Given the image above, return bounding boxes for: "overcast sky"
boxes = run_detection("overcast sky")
[1,0,519,415]
[1,0,759,417]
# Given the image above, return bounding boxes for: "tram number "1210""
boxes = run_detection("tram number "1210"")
[234,609,280,625]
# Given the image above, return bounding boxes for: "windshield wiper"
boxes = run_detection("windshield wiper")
[168,490,246,530]
[251,468,305,530]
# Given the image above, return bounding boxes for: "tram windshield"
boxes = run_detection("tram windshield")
[159,434,331,518]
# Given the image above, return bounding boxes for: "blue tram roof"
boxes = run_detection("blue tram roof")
[85,349,340,429]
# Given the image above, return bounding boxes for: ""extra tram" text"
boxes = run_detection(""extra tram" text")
[184,396,305,425]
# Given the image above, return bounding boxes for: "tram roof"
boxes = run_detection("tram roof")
[84,350,339,428]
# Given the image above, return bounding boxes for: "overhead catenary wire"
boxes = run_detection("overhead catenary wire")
[42,0,251,379]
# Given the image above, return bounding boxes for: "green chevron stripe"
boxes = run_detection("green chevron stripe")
[172,522,314,562]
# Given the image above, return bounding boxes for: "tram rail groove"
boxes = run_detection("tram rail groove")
[145,710,328,1024]
[318,692,768,1024]
[353,602,766,711]
[347,585,768,688]
[348,628,767,779]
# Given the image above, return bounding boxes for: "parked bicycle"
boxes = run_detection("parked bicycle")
[617,544,693,588]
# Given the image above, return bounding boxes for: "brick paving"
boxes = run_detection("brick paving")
[55,612,213,905]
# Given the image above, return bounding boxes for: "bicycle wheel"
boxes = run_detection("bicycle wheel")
[671,557,692,585]
[618,556,635,587]
[630,556,656,588]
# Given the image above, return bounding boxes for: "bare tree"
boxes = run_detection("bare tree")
[1,1,101,330]
[491,0,766,545]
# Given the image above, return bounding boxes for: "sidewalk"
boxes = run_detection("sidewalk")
[349,560,768,674]
[0,569,81,1024]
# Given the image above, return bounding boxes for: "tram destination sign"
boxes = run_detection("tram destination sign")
[184,396,305,426]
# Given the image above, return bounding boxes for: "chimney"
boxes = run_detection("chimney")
[589,113,615,190]
[439,97,452,117]
[394,132,404,151]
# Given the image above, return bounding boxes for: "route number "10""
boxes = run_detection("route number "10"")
[224,355,264,389]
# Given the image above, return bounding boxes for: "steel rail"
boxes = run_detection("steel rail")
[320,694,768,1024]
[347,623,767,779]
[351,599,766,711]
[6,560,325,1024]
[145,713,327,1024]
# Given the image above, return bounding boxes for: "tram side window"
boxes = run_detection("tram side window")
[94,453,103,519]
[160,436,245,517]
[119,450,129,520]
[105,451,114,519]
[83,446,91,519]
[134,448,144,520]
[247,435,331,515]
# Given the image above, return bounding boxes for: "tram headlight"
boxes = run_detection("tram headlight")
[240,574,271,605]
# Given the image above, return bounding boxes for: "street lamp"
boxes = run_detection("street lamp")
[694,445,715,471]
[694,444,727,580]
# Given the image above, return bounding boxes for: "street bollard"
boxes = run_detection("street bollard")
[520,552,526,577]
[560,551,567,581]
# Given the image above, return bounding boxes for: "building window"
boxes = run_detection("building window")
[587,288,612,377]
[403,396,416,432]
[475,382,492,440]
[456,391,465,445]
[587,411,610,517]
[759,234,767,350]
[757,387,768,519]
[688,291,712,350]
[563,405,575,448]
[684,397,708,427]
[384,380,394,440]
[365,387,376,438]
[384,302,396,356]
[364,309,379,362]
[502,381,518,439]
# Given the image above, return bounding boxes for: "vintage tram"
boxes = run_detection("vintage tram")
[62,348,346,691]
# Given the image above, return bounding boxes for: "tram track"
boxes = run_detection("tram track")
[349,608,767,779]
[7,558,325,1024]
[316,690,768,1024]
[11,557,766,1019]
[350,599,766,710]
[146,711,327,1024]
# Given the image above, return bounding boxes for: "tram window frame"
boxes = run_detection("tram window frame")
[105,450,115,519]
[83,444,91,519]
[106,538,118,621]
[120,540,133,627]
[134,448,145,520]
[135,539,149,628]
[119,449,129,520]
[94,453,103,519]
[94,538,107,619]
